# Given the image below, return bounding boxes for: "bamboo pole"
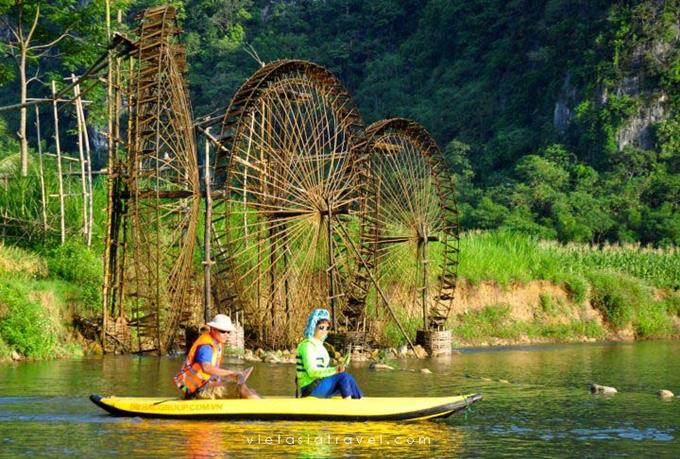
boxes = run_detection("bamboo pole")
[115,8,124,323]
[327,196,336,326]
[34,105,48,232]
[71,74,89,243]
[51,81,66,244]
[74,77,94,247]
[79,94,94,247]
[203,129,212,323]
[101,0,113,348]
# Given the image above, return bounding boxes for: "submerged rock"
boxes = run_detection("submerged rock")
[590,384,617,395]
[657,390,674,399]
[369,362,394,370]
[420,368,432,374]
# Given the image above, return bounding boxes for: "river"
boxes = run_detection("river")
[1,341,678,457]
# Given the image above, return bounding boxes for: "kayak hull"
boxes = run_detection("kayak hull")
[90,393,482,422]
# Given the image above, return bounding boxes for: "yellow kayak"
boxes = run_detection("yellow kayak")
[90,393,481,421]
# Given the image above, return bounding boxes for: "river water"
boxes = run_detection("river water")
[1,341,678,457]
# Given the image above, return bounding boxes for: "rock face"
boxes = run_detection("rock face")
[616,94,666,150]
[590,383,617,395]
[554,72,577,134]
[657,389,674,399]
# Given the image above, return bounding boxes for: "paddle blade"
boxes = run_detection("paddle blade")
[238,366,254,385]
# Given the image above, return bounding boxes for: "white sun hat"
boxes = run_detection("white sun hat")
[206,314,236,332]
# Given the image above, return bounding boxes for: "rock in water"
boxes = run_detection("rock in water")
[413,345,428,359]
[263,352,281,364]
[589,383,617,395]
[420,368,432,374]
[657,390,674,399]
[369,362,394,370]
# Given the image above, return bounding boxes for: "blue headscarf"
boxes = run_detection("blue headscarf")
[304,308,331,339]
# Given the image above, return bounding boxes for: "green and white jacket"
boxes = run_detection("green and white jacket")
[296,337,336,388]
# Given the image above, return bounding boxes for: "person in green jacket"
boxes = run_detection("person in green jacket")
[296,308,363,399]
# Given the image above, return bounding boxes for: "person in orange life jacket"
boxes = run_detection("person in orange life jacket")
[174,314,260,399]
[296,308,362,399]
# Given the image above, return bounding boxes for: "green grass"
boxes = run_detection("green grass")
[451,231,680,341]
[452,304,607,343]
[459,230,680,290]
[0,243,92,360]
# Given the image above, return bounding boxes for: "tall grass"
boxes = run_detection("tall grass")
[542,240,680,289]
[1,146,108,249]
[0,240,95,359]
[460,230,680,290]
[456,231,679,339]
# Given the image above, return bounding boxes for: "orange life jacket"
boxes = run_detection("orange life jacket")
[173,333,222,397]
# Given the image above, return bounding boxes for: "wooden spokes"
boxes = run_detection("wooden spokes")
[211,60,364,347]
[359,118,459,331]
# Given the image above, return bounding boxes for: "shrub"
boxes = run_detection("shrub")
[43,240,102,309]
[454,304,513,340]
[0,336,11,361]
[587,271,651,329]
[662,295,680,316]
[634,301,673,338]
[561,274,588,303]
[539,293,556,316]
[0,284,55,359]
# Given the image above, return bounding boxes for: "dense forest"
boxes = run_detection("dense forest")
[1,0,679,245]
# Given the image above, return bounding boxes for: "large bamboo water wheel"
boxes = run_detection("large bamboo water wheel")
[356,118,459,336]
[210,60,365,348]
[105,6,200,353]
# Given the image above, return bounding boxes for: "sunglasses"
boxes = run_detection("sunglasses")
[216,329,232,334]
[317,325,330,331]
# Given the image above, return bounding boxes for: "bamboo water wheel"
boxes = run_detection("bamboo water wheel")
[104,6,200,353]
[356,118,459,335]
[210,60,365,348]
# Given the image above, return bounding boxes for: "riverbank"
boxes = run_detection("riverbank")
[1,231,679,361]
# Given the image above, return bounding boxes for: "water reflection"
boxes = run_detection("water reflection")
[122,418,460,458]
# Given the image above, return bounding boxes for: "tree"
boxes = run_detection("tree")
[0,0,103,177]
